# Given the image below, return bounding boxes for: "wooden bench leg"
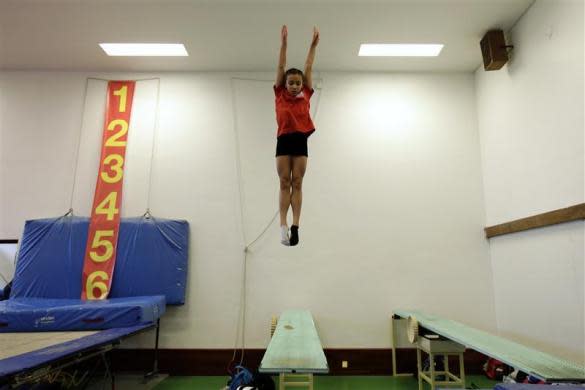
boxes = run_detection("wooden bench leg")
[279,373,313,389]
[444,354,449,376]
[429,353,435,390]
[459,353,465,388]
[417,348,423,390]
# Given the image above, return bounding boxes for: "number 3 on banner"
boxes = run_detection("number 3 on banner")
[87,271,109,300]
[101,154,124,183]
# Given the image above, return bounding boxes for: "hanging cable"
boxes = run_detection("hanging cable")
[228,76,248,371]
[144,78,162,217]
[68,77,94,213]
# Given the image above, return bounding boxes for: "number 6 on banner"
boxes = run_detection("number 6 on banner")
[86,271,109,300]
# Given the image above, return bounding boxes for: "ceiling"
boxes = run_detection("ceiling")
[0,0,535,73]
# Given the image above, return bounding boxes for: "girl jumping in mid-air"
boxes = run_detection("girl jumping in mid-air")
[274,25,319,246]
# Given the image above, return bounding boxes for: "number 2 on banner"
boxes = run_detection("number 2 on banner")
[95,192,119,221]
[106,119,128,147]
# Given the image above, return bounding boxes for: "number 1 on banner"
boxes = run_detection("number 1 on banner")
[113,86,127,112]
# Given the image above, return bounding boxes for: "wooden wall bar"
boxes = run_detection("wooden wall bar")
[485,203,585,238]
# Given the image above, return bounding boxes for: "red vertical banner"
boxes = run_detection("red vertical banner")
[81,81,136,300]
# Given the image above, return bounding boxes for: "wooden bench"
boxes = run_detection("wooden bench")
[259,310,329,390]
[392,309,585,387]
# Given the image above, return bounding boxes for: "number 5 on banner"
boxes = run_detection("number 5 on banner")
[90,230,114,263]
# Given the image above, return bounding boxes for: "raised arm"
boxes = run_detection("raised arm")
[276,25,287,87]
[304,27,319,90]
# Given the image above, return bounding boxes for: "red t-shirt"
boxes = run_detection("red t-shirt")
[274,84,315,138]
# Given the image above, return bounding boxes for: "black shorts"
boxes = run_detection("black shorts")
[276,132,309,157]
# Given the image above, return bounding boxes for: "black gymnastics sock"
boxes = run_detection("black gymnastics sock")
[289,225,299,246]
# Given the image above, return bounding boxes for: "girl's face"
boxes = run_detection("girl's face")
[285,74,303,96]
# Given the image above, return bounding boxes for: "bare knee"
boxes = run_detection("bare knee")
[292,176,303,192]
[279,176,292,191]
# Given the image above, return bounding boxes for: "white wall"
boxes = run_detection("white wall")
[0,244,17,289]
[475,0,584,364]
[0,74,4,239]
[0,70,495,350]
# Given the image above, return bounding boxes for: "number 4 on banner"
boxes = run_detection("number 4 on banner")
[95,192,119,221]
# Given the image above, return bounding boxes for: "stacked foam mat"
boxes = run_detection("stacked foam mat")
[0,216,189,331]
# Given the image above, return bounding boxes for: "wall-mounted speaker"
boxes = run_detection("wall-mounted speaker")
[480,30,510,71]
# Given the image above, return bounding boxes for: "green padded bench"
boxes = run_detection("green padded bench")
[392,310,585,383]
[260,310,329,389]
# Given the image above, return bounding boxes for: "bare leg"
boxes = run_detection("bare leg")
[276,156,292,227]
[291,156,307,227]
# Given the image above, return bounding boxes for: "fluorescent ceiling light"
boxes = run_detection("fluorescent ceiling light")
[99,43,188,56]
[359,44,443,57]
